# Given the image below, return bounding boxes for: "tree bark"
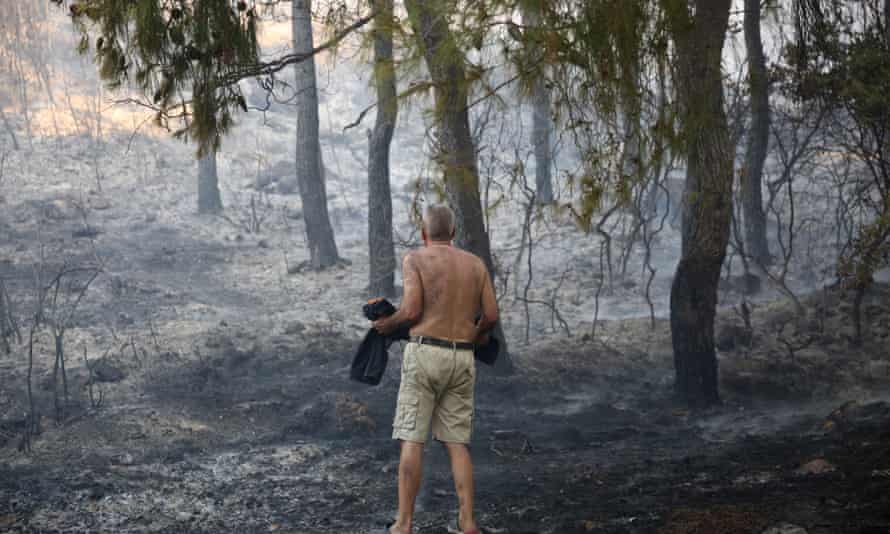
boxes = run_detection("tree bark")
[0,108,19,150]
[404,0,512,374]
[885,0,890,49]
[293,0,340,269]
[741,0,771,265]
[367,0,397,298]
[0,280,9,355]
[522,3,554,204]
[667,0,734,407]
[197,150,223,213]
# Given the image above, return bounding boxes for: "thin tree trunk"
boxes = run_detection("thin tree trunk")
[645,54,669,220]
[0,108,19,150]
[367,0,397,298]
[293,0,339,269]
[522,3,554,204]
[741,0,771,265]
[404,0,512,374]
[885,0,890,49]
[12,8,32,149]
[198,150,223,213]
[667,0,734,407]
[619,42,644,261]
[619,52,643,188]
[0,280,8,354]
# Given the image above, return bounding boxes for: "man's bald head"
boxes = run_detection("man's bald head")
[423,204,456,241]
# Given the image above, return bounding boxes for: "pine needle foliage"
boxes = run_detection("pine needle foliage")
[787,0,890,293]
[66,0,259,155]
[461,0,683,229]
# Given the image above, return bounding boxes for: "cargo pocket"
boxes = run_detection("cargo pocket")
[394,396,419,430]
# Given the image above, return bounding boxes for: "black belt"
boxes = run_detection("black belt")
[410,336,474,351]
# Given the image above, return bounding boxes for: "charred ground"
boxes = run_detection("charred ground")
[1,131,889,533]
[1,280,890,533]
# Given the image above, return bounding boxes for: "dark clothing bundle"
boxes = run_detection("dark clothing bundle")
[350,299,500,386]
[350,300,409,386]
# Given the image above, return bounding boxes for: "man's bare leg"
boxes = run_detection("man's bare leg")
[445,442,478,532]
[391,440,424,534]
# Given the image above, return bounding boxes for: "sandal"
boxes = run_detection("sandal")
[447,521,481,534]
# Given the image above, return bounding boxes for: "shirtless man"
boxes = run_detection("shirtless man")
[372,204,499,534]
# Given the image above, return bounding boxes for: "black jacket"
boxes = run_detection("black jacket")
[350,299,499,386]
[350,324,409,386]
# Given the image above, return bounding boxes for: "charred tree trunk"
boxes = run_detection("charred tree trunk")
[405,0,512,374]
[885,0,890,49]
[741,0,771,265]
[0,280,12,355]
[198,150,223,213]
[367,0,397,298]
[531,81,553,203]
[522,3,554,204]
[667,0,734,407]
[293,0,339,269]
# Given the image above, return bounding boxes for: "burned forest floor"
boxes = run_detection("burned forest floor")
[1,131,890,534]
[1,285,890,533]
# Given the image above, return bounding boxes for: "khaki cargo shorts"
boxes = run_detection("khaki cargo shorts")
[392,342,476,444]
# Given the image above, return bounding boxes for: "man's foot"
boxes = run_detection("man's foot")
[387,520,411,534]
[448,520,480,534]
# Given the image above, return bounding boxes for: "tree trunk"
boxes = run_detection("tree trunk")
[0,108,19,150]
[404,0,512,374]
[367,0,397,298]
[198,150,223,213]
[522,3,554,204]
[293,0,339,269]
[741,0,771,265]
[619,45,643,188]
[885,0,890,49]
[667,0,734,407]
[0,280,9,354]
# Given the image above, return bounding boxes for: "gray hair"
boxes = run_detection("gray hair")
[423,204,456,241]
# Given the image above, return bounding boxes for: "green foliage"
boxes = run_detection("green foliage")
[62,0,687,203]
[67,0,260,155]
[486,0,681,221]
[839,202,890,290]
[788,0,890,288]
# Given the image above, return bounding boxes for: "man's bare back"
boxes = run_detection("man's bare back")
[402,244,497,344]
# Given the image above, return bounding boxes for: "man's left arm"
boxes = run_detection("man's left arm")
[373,254,423,335]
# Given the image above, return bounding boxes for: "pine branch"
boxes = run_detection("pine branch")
[216,9,378,87]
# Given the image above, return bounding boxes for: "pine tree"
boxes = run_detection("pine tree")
[404,0,513,374]
[293,0,340,269]
[790,0,890,344]
[367,0,398,297]
[490,0,733,404]
[67,0,259,155]
[741,0,772,266]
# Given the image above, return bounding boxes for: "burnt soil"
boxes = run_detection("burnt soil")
[1,321,889,534]
[1,131,890,533]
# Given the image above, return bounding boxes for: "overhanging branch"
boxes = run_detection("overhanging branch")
[216,10,378,87]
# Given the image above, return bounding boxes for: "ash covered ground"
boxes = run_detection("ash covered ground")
[1,125,890,534]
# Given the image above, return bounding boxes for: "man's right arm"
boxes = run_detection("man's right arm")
[373,254,423,335]
[475,263,499,342]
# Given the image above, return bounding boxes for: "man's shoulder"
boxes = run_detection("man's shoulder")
[409,246,486,270]
[402,249,422,263]
[455,248,488,273]
[445,246,478,261]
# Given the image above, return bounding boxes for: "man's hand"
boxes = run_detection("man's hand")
[474,329,491,346]
[372,316,398,336]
